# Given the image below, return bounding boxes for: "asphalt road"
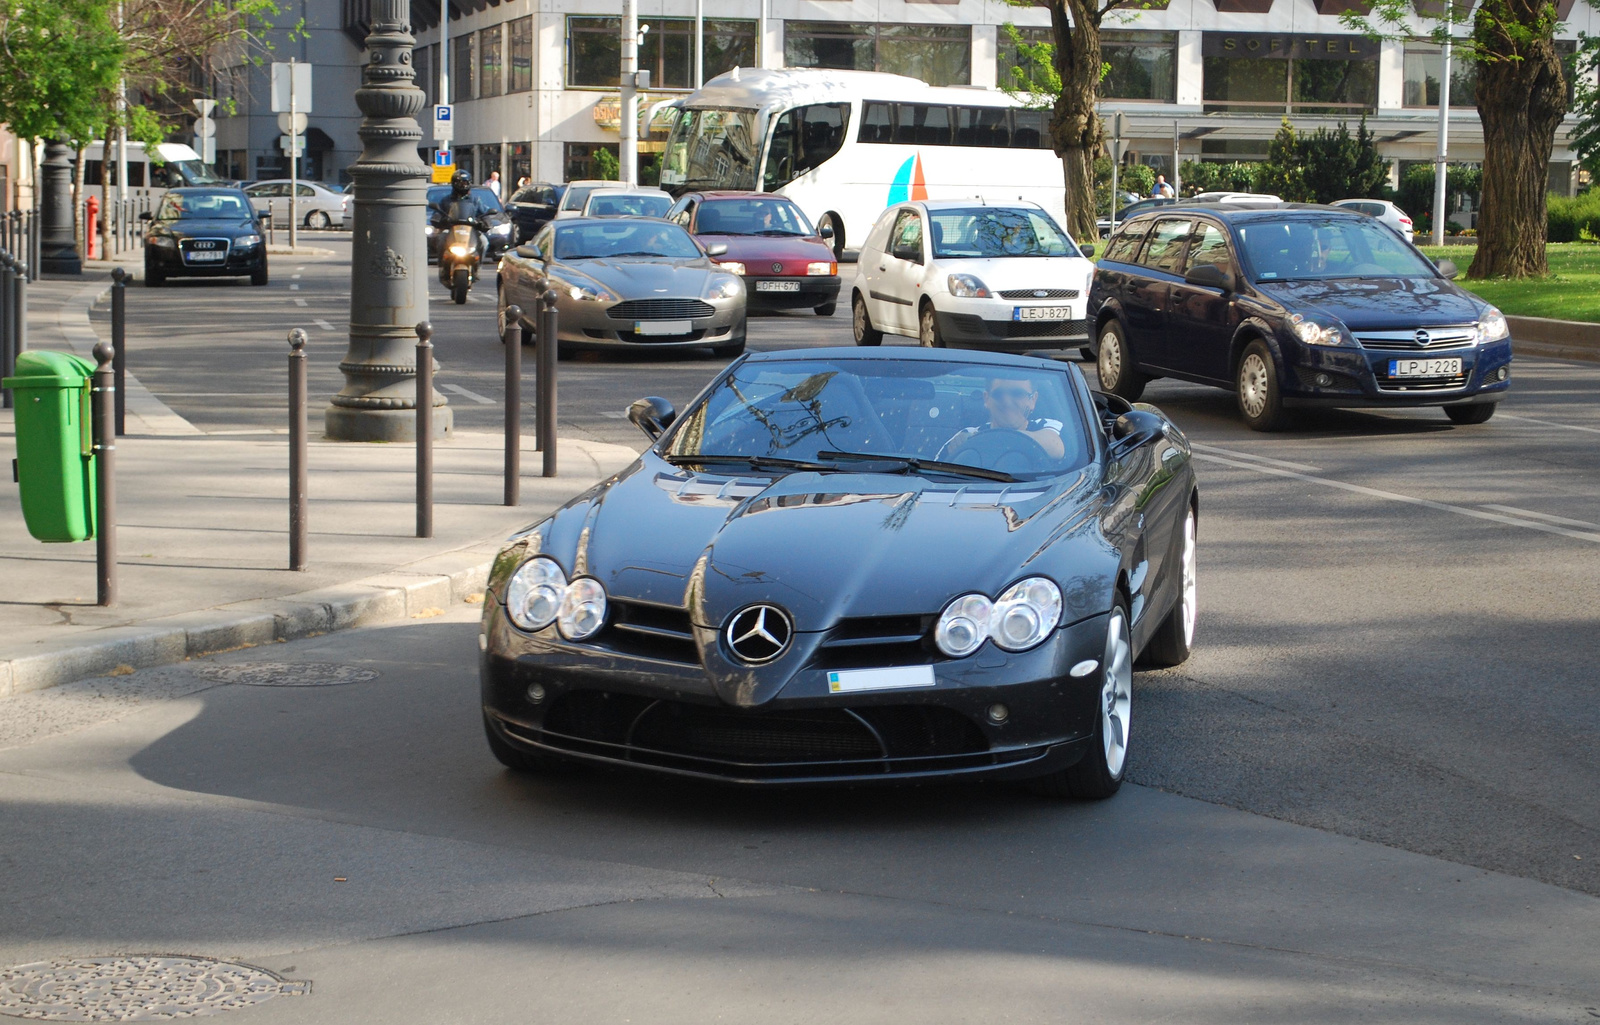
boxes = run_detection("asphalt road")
[36,236,1598,1017]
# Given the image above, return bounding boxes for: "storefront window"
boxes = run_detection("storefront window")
[1201,33,1376,114]
[564,141,620,180]
[509,18,533,92]
[1402,43,1476,107]
[785,22,971,86]
[480,25,503,98]
[453,33,476,101]
[1292,58,1376,113]
[568,17,757,89]
[509,142,532,185]
[1202,57,1288,112]
[1102,31,1178,102]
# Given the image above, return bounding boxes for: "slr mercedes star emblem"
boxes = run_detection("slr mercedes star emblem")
[725,604,793,665]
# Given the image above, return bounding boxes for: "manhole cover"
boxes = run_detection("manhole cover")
[0,955,308,1021]
[192,662,379,687]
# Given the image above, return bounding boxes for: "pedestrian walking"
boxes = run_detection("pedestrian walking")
[485,171,501,198]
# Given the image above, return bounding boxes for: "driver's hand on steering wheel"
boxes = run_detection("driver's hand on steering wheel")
[982,381,1066,460]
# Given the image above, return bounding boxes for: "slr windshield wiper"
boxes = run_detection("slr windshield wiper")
[814,451,1019,483]
[664,453,836,473]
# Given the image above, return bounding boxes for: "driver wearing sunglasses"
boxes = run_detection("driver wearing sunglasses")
[940,377,1066,461]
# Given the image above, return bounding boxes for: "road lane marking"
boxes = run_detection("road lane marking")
[1192,453,1600,545]
[440,383,496,405]
[599,411,627,419]
[1189,442,1319,473]
[293,298,308,307]
[313,319,335,331]
[292,274,302,280]
[1481,505,1600,531]
[1496,412,1600,435]
[289,283,300,290]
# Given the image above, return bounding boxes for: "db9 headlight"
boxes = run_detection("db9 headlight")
[1478,307,1509,343]
[504,556,567,631]
[706,275,743,300]
[990,577,1062,651]
[558,577,608,640]
[935,594,993,658]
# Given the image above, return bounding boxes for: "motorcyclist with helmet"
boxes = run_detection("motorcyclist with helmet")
[432,170,490,300]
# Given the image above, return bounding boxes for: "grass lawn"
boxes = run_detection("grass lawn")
[1418,242,1600,323]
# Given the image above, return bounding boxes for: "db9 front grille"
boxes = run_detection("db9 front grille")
[607,298,716,321]
[998,288,1080,299]
[1006,319,1088,339]
[534,690,989,778]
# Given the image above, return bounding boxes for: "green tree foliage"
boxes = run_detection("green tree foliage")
[1571,35,1600,180]
[591,147,620,181]
[1258,119,1310,201]
[0,0,124,143]
[1397,163,1482,233]
[1119,163,1155,198]
[1179,160,1264,196]
[1299,119,1388,205]
[999,23,1064,109]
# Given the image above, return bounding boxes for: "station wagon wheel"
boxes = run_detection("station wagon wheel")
[1096,320,1145,401]
[1236,340,1287,431]
[918,303,945,347]
[852,292,882,346]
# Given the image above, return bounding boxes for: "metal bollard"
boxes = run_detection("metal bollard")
[11,260,24,361]
[0,255,12,410]
[111,267,127,435]
[415,321,434,539]
[503,305,523,506]
[288,329,309,570]
[92,342,117,606]
[538,290,558,477]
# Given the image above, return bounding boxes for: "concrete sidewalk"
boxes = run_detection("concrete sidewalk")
[1,267,637,697]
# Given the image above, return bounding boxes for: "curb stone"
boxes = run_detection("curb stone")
[1508,316,1600,364]
[0,550,497,700]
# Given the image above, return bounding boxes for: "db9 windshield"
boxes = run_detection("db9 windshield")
[1239,217,1435,281]
[660,107,760,192]
[667,360,1091,480]
[554,221,702,260]
[930,208,1081,259]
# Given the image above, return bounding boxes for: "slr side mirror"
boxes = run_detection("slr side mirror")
[705,242,728,257]
[819,223,834,239]
[1109,410,1164,455]
[1184,263,1235,292]
[1435,258,1459,280]
[628,396,677,441]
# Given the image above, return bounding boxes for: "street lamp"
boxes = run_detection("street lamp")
[325,0,451,441]
[1432,7,1453,247]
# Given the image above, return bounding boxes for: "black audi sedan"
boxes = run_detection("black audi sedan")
[1087,204,1513,430]
[480,348,1199,797]
[142,187,267,286]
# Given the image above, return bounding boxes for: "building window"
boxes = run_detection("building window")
[997,26,1051,94]
[453,33,476,101]
[415,44,435,108]
[509,141,532,185]
[785,22,971,87]
[478,143,502,181]
[565,141,619,180]
[480,24,503,98]
[567,17,757,89]
[1102,31,1177,103]
[509,17,533,93]
[1201,33,1376,114]
[455,146,476,181]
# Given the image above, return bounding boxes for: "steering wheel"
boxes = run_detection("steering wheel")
[951,429,1052,474]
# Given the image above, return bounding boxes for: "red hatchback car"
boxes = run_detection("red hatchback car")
[666,191,841,316]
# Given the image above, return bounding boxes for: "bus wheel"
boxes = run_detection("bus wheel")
[821,214,844,260]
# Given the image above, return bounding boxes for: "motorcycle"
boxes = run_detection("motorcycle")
[437,218,484,305]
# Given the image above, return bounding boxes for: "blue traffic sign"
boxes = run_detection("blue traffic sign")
[435,105,452,122]
[434,150,453,167]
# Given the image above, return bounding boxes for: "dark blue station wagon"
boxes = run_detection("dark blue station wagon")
[1085,204,1513,430]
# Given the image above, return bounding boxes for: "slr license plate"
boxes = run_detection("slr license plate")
[755,280,800,292]
[1388,357,1462,377]
[827,666,936,694]
[186,251,225,262]
[1013,306,1072,321]
[633,320,692,336]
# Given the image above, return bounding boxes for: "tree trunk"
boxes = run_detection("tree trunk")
[100,124,114,260]
[1468,0,1567,279]
[1049,0,1104,243]
[72,146,85,258]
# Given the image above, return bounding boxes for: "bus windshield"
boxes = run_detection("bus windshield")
[660,107,762,193]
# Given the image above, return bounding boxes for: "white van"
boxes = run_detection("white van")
[83,142,228,194]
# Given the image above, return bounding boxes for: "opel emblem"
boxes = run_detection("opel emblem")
[724,604,793,665]
[1034,289,1048,297]
[771,262,783,274]
[1414,329,1431,346]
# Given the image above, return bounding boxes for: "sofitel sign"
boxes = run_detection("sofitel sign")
[1201,32,1380,61]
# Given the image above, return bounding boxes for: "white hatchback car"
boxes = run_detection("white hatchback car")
[851,201,1096,351]
[1330,198,1415,242]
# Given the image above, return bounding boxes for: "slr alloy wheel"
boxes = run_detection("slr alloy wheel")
[1141,506,1196,668]
[1025,601,1132,800]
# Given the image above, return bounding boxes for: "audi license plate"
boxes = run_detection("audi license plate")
[1388,357,1462,377]
[633,320,692,336]
[755,280,800,292]
[1013,306,1072,322]
[186,251,225,262]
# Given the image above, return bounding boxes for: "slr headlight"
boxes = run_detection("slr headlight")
[706,275,743,300]
[504,556,567,631]
[935,594,993,658]
[1289,314,1349,347]
[947,273,991,298]
[806,261,837,276]
[1478,307,1509,343]
[990,577,1063,652]
[716,260,746,275]
[557,577,608,640]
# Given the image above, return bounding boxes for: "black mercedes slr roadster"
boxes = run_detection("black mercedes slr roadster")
[480,348,1198,798]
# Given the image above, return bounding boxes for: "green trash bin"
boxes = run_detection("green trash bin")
[3,350,97,543]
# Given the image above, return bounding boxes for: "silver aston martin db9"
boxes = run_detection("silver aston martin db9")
[497,217,748,357]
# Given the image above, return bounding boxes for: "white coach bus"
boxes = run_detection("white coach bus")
[659,68,1068,256]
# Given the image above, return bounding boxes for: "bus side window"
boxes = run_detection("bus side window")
[764,110,797,190]
[956,107,1010,148]
[860,102,892,144]
[917,105,952,146]
[892,105,921,146]
[1011,110,1047,149]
